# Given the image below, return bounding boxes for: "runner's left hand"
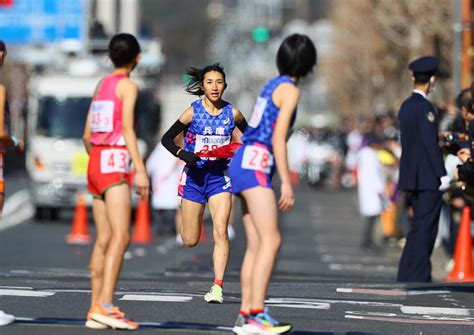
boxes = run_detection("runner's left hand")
[134,170,150,201]
[278,182,295,212]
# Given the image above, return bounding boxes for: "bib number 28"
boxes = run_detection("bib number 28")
[100,149,130,174]
[241,145,273,174]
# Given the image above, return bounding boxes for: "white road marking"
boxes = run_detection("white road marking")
[337,288,451,296]
[0,286,33,290]
[120,294,192,302]
[266,297,400,308]
[400,306,470,316]
[0,289,54,297]
[330,263,398,272]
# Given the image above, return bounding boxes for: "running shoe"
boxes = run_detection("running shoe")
[232,314,247,334]
[89,304,139,330]
[85,305,108,329]
[0,311,14,326]
[242,308,292,334]
[204,284,224,303]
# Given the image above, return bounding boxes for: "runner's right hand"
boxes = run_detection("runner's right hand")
[178,150,201,167]
[134,170,150,201]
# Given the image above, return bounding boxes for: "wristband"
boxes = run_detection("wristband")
[11,135,18,148]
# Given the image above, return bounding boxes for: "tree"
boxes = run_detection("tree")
[325,0,453,118]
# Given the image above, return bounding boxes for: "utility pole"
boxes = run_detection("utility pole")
[460,0,472,88]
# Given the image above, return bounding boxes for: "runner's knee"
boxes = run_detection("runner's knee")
[213,224,228,242]
[182,234,199,247]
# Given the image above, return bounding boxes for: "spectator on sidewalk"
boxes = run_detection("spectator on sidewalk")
[146,141,184,243]
[357,133,387,250]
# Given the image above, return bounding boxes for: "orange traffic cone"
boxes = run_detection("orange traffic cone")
[445,206,474,281]
[66,193,91,244]
[132,199,152,244]
[199,218,207,243]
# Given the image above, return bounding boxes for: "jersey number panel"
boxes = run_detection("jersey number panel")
[91,100,114,132]
[100,149,130,174]
[241,145,273,173]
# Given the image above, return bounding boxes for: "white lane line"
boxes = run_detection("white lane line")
[0,190,34,230]
[337,288,451,296]
[329,263,398,272]
[0,286,33,290]
[120,294,192,302]
[401,306,470,316]
[266,297,400,308]
[345,314,474,325]
[0,289,55,297]
[266,304,329,310]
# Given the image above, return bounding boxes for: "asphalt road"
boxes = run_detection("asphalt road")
[1,177,474,335]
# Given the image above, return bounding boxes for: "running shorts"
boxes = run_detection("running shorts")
[178,166,231,204]
[87,145,131,199]
[228,142,275,195]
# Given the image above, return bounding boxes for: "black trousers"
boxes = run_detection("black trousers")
[397,190,442,282]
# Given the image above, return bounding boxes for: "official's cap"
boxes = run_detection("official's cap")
[0,40,6,52]
[409,56,438,75]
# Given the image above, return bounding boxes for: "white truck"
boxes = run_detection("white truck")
[26,60,159,219]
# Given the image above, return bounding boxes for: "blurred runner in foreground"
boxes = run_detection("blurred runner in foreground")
[82,33,149,330]
[228,34,317,334]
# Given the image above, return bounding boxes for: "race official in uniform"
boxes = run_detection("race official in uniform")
[397,56,450,282]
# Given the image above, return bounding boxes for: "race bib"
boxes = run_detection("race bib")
[100,149,130,174]
[90,100,114,132]
[248,97,267,128]
[195,135,231,160]
[241,145,273,173]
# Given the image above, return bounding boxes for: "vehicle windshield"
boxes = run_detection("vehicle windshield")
[37,96,91,138]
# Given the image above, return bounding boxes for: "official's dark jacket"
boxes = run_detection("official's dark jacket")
[398,92,446,191]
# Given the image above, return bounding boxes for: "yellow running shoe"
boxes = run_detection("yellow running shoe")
[204,284,224,303]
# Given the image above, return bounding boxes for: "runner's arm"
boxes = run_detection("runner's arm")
[82,109,93,155]
[161,108,201,166]
[0,84,13,147]
[120,79,149,199]
[82,79,103,155]
[272,83,300,212]
[232,107,248,133]
[161,119,189,157]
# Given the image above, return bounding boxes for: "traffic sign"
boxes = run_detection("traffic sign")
[0,0,86,45]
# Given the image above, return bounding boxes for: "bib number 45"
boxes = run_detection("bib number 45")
[241,145,273,174]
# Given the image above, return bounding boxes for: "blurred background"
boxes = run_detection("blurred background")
[0,0,472,253]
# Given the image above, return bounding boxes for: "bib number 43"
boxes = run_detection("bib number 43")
[241,145,273,173]
[100,149,130,174]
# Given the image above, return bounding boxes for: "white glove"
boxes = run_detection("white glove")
[439,175,451,191]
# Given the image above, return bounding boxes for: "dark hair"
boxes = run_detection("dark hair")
[108,33,141,68]
[414,73,433,85]
[276,34,317,78]
[185,63,226,96]
[456,87,472,111]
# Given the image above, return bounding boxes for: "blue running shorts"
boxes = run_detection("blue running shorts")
[178,166,232,204]
[228,142,275,195]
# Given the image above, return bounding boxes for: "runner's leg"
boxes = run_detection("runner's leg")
[100,183,131,304]
[241,187,280,310]
[239,197,258,313]
[89,198,111,307]
[180,198,205,247]
[207,192,232,284]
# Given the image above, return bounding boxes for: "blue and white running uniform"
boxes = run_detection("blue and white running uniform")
[178,99,235,203]
[229,75,296,194]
